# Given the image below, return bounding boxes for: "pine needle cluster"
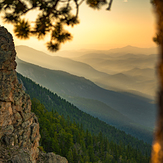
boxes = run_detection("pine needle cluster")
[0,0,112,51]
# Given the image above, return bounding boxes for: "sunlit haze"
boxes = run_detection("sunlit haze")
[0,0,156,55]
[0,1,158,152]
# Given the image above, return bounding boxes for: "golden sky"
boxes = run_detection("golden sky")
[0,0,156,53]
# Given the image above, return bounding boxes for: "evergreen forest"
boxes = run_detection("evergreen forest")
[17,73,152,162]
[32,98,150,163]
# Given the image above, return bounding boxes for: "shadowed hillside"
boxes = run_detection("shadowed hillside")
[17,72,153,149]
[16,58,156,143]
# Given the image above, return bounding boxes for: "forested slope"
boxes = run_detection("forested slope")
[17,73,152,156]
[32,98,150,163]
[16,58,155,143]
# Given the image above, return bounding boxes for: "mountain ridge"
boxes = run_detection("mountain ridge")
[16,45,157,98]
[17,72,153,146]
[16,57,156,143]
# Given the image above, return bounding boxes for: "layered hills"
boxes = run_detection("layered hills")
[17,72,152,156]
[15,45,158,143]
[16,45,158,99]
[72,51,158,99]
[16,57,156,143]
[45,45,158,58]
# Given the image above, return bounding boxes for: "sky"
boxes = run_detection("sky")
[0,0,156,54]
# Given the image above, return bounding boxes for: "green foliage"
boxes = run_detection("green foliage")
[46,42,60,52]
[13,19,30,39]
[38,146,45,152]
[0,0,111,51]
[153,34,160,45]
[31,98,150,163]
[86,0,107,9]
[17,73,152,156]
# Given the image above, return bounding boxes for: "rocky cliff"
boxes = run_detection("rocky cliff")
[0,26,68,163]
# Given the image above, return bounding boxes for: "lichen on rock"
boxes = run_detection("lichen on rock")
[0,26,68,163]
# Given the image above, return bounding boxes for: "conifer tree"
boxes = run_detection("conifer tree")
[0,0,113,51]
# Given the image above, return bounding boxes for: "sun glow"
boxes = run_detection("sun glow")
[0,0,156,52]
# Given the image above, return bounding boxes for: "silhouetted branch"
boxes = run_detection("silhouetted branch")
[106,0,113,10]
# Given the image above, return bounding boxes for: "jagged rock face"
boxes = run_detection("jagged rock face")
[0,26,40,162]
[0,27,68,163]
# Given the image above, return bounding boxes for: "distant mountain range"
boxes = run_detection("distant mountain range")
[72,51,158,99]
[73,53,157,73]
[16,45,158,99]
[44,45,158,58]
[103,45,158,56]
[16,57,156,142]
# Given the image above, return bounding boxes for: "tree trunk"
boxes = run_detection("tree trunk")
[151,0,163,162]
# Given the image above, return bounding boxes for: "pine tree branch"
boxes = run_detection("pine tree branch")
[79,0,85,6]
[106,0,113,10]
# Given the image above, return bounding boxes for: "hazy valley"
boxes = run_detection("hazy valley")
[16,55,156,143]
[15,45,158,145]
[16,45,158,99]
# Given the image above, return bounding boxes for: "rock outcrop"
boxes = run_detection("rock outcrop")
[0,26,68,163]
